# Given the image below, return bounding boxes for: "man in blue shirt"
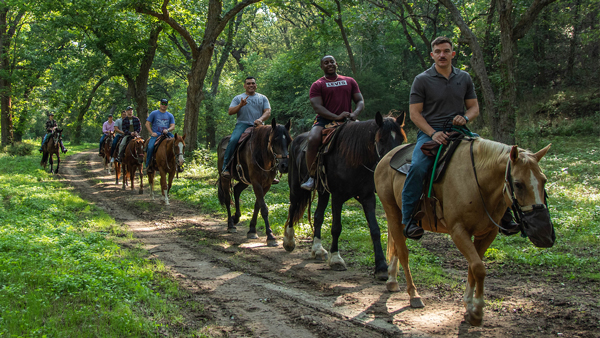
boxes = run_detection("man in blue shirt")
[145,99,175,173]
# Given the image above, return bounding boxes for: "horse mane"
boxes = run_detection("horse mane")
[336,116,401,166]
[251,125,273,165]
[474,138,537,170]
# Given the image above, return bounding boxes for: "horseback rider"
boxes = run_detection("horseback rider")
[221,77,271,179]
[115,106,141,163]
[145,99,175,174]
[39,112,68,153]
[110,110,126,163]
[301,55,364,191]
[99,114,114,156]
[401,36,518,240]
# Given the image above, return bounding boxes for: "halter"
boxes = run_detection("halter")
[163,137,184,171]
[129,137,144,162]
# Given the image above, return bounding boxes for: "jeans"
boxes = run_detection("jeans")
[222,123,252,171]
[118,135,131,159]
[111,134,122,157]
[99,134,107,152]
[40,134,50,149]
[401,130,437,225]
[146,132,174,168]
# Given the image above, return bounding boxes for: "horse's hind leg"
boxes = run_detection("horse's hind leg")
[311,191,330,260]
[232,182,247,225]
[358,192,388,280]
[327,194,347,271]
[452,228,496,326]
[247,199,260,239]
[55,154,60,174]
[383,201,424,307]
[138,166,143,194]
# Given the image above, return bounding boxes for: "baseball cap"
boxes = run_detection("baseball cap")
[160,99,168,105]
[126,106,133,110]
[48,112,55,116]
[108,113,113,117]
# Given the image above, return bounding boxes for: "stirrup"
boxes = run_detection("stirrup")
[403,221,424,240]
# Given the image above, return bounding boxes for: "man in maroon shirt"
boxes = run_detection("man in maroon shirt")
[301,55,365,190]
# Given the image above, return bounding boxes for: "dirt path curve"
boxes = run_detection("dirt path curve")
[58,151,595,338]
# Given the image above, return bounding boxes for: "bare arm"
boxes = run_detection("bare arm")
[452,98,480,126]
[349,92,364,120]
[146,120,157,137]
[228,96,248,116]
[410,102,449,145]
[254,108,271,127]
[166,123,175,133]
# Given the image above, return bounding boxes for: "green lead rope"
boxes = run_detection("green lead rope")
[426,125,476,198]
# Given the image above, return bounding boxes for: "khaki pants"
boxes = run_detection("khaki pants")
[118,135,131,158]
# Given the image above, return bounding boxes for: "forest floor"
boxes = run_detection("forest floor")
[58,150,599,338]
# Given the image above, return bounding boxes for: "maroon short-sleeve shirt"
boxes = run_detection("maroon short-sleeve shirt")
[309,75,361,117]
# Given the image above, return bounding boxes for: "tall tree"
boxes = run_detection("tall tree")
[137,0,262,151]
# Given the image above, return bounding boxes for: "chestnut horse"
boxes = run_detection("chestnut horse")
[374,138,554,326]
[217,119,292,246]
[101,131,114,175]
[283,112,406,278]
[120,136,145,194]
[147,134,186,205]
[41,128,63,174]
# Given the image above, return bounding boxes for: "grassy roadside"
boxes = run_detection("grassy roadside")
[169,133,600,287]
[0,141,210,337]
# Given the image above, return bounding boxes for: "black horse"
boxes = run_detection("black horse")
[41,128,64,174]
[283,111,406,279]
[217,119,292,246]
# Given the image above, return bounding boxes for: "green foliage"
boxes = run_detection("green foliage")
[3,141,36,157]
[0,151,206,336]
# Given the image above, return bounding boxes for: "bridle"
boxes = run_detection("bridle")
[129,137,144,163]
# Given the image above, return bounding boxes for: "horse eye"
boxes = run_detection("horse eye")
[515,182,524,190]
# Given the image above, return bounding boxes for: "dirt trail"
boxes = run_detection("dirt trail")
[59,151,598,338]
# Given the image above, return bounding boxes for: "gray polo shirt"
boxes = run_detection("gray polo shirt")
[409,63,477,129]
[230,92,271,126]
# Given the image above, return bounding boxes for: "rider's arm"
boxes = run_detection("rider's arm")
[145,120,155,136]
[257,108,271,124]
[167,123,175,133]
[349,92,365,120]
[464,98,479,122]
[409,103,436,138]
[134,117,142,133]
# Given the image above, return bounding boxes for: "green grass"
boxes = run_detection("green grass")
[0,144,210,337]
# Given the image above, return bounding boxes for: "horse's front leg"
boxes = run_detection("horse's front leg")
[130,165,136,192]
[328,194,347,271]
[122,165,127,190]
[311,191,330,260]
[54,153,60,174]
[138,165,144,194]
[49,154,54,174]
[358,192,388,280]
[148,171,155,200]
[452,228,495,326]
[159,169,169,205]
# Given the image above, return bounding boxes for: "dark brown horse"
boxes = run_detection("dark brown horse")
[41,128,63,174]
[101,131,114,175]
[121,136,145,194]
[283,112,406,279]
[217,119,292,246]
[147,134,186,205]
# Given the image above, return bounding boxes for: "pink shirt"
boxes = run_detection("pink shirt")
[309,75,360,117]
[102,121,115,135]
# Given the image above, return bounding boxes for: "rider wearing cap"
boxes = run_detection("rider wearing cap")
[39,112,67,153]
[99,114,115,156]
[110,111,126,162]
[115,106,142,163]
[145,99,175,173]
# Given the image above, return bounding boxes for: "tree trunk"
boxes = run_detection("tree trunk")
[566,0,581,83]
[183,48,213,150]
[72,76,108,144]
[496,0,517,144]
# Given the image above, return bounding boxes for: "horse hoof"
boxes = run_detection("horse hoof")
[138,190,143,195]
[464,312,483,326]
[267,239,278,247]
[386,281,400,292]
[227,227,237,233]
[283,242,295,252]
[330,262,347,271]
[247,232,259,239]
[375,270,388,281]
[232,215,240,225]
[410,297,425,308]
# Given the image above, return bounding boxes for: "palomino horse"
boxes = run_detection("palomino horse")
[120,136,145,194]
[41,128,64,174]
[283,112,406,278]
[101,131,114,175]
[374,138,554,326]
[147,134,186,205]
[217,119,292,246]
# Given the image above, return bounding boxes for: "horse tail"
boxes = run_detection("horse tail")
[41,152,49,167]
[286,134,312,227]
[217,177,230,208]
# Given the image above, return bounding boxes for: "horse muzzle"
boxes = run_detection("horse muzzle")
[521,204,555,248]
[277,157,289,174]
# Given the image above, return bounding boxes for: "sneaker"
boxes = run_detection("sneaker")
[221,170,231,179]
[403,220,424,240]
[300,177,315,191]
[62,148,68,153]
[272,178,280,184]
[110,158,114,163]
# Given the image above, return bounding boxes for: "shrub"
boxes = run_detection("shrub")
[6,142,35,156]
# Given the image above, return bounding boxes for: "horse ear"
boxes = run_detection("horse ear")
[285,119,291,131]
[534,143,552,162]
[271,119,276,128]
[375,112,383,127]
[174,133,178,139]
[510,145,519,163]
[396,111,406,127]
[182,133,186,140]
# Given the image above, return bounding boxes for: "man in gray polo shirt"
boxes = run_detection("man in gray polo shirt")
[221,76,271,179]
[402,36,480,240]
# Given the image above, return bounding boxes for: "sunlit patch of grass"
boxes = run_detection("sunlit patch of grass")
[0,150,207,336]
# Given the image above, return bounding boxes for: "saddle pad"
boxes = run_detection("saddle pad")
[238,127,253,144]
[321,123,345,155]
[389,143,416,174]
